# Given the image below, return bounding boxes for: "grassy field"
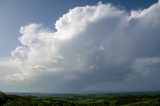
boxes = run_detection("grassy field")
[0,92,160,106]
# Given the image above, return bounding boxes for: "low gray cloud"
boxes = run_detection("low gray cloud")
[0,2,160,92]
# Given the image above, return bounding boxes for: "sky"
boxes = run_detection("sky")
[0,0,159,93]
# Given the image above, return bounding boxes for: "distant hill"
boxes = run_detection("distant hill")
[1,91,160,106]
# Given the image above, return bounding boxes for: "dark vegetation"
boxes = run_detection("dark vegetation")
[0,91,160,106]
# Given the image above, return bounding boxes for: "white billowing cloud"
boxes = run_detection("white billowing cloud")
[0,2,160,92]
[11,46,29,60]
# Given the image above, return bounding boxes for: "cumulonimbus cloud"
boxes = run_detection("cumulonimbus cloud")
[0,2,160,92]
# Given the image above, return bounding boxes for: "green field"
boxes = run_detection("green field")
[0,92,160,106]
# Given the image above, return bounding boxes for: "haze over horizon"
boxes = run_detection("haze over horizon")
[0,0,160,93]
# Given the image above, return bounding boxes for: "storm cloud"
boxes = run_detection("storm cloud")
[0,2,160,92]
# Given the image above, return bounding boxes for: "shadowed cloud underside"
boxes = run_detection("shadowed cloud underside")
[0,2,160,92]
